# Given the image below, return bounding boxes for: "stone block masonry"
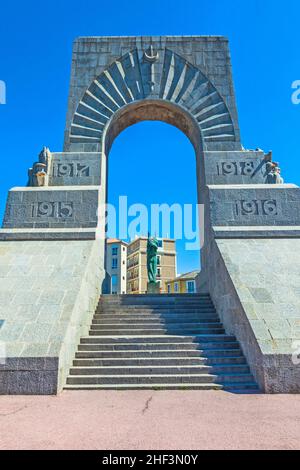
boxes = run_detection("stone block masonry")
[0,239,105,393]
[207,184,300,227]
[203,150,270,185]
[3,186,100,229]
[50,152,101,186]
[205,237,300,393]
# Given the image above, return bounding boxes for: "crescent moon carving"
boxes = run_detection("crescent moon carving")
[143,45,159,63]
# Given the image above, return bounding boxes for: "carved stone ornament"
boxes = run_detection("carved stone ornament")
[265,158,284,185]
[143,45,159,63]
[28,146,52,187]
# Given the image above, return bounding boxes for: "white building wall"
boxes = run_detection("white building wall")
[106,240,127,294]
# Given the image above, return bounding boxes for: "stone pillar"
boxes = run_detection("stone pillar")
[199,177,300,392]
[0,150,106,394]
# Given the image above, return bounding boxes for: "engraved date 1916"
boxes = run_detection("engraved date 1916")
[235,199,278,216]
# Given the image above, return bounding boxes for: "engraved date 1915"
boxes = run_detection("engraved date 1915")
[31,201,73,218]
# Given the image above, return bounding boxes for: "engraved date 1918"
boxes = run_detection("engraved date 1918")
[217,161,255,176]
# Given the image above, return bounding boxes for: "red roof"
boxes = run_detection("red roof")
[106,238,128,245]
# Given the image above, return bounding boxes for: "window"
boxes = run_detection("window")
[112,258,118,269]
[157,268,161,277]
[157,239,163,249]
[167,284,171,293]
[174,282,179,293]
[112,245,118,256]
[186,281,195,293]
[157,255,161,265]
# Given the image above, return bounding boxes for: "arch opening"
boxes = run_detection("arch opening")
[103,100,202,295]
[101,99,206,205]
[102,99,203,157]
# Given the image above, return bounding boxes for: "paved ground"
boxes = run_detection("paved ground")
[0,390,300,450]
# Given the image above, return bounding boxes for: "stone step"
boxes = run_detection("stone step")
[94,311,218,317]
[99,307,214,310]
[65,292,258,393]
[98,298,213,308]
[99,298,213,304]
[65,383,223,391]
[64,382,259,391]
[95,310,217,316]
[89,328,226,336]
[98,295,212,305]
[96,309,215,316]
[69,364,250,376]
[76,347,243,357]
[101,293,209,296]
[66,372,255,385]
[80,334,237,344]
[90,322,223,329]
[78,342,241,352]
[100,295,210,302]
[94,311,219,317]
[97,304,214,310]
[92,316,220,324]
[73,356,247,367]
[104,301,211,304]
[100,297,211,301]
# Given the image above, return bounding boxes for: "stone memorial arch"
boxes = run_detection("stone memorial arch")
[0,36,300,394]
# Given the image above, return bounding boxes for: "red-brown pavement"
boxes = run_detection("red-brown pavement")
[0,390,300,450]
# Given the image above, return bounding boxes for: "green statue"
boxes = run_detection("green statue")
[147,234,159,284]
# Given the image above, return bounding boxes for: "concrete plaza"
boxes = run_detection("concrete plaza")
[0,390,299,450]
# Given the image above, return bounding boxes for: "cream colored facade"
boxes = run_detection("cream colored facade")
[165,271,199,294]
[127,237,177,294]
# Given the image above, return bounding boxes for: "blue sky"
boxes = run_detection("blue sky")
[0,0,299,274]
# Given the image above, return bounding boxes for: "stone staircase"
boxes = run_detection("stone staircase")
[65,294,259,391]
